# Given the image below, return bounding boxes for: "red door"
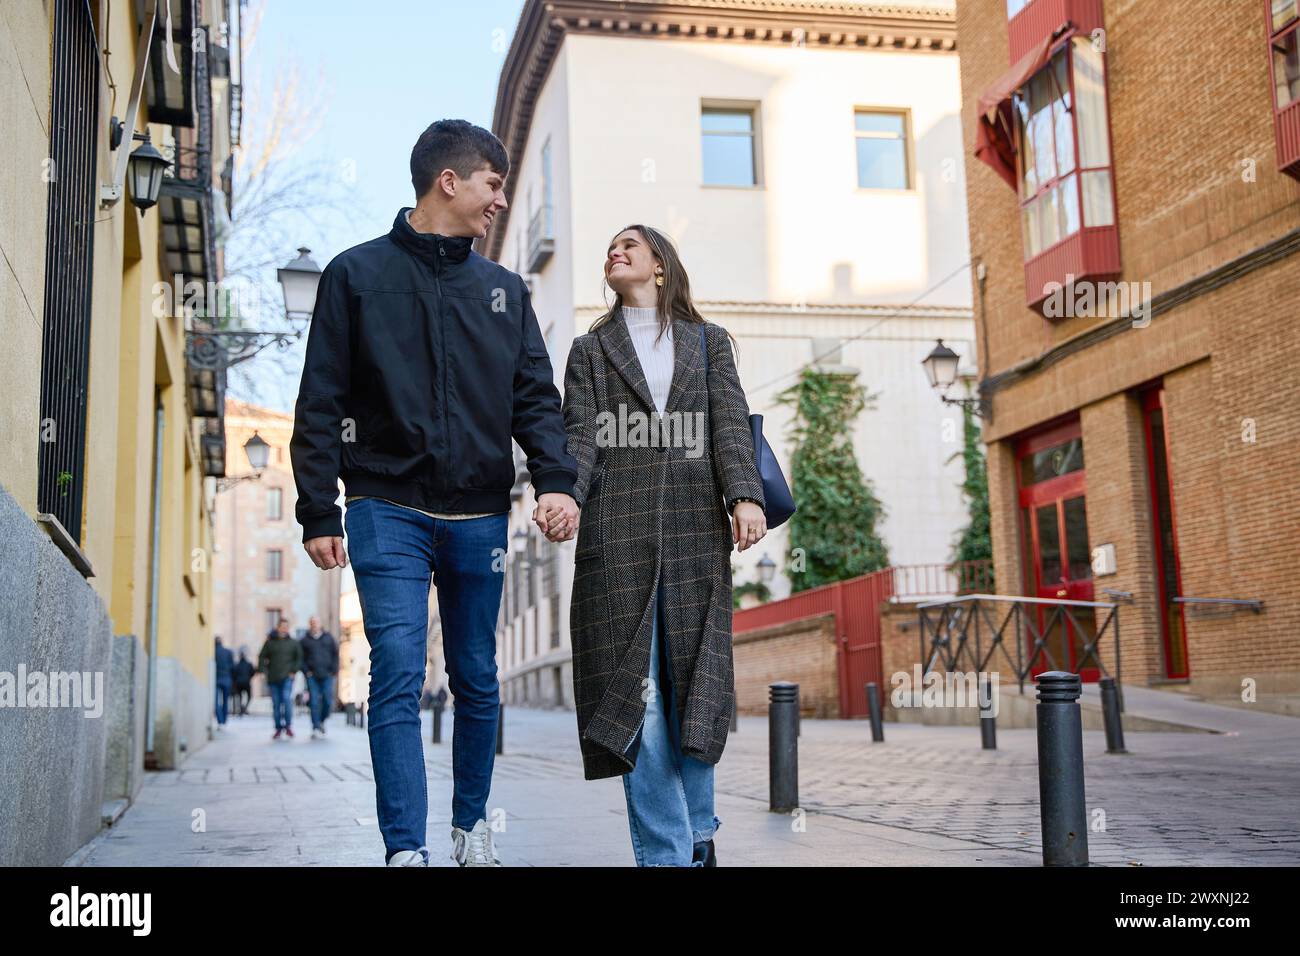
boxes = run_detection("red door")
[1016,420,1101,681]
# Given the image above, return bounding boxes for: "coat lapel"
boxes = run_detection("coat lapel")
[596,305,656,413]
[663,317,704,416]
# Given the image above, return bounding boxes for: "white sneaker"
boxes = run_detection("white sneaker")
[387,848,428,867]
[311,728,323,740]
[451,819,501,867]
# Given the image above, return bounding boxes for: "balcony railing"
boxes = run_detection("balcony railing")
[527,204,555,273]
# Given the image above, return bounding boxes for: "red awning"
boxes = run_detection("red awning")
[973,34,1062,190]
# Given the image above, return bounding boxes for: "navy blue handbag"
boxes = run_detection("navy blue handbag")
[699,325,796,528]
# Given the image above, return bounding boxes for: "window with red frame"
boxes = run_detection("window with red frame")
[1272,1,1300,110]
[1013,37,1115,261]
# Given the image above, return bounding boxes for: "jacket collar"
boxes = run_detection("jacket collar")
[596,306,705,416]
[388,207,474,274]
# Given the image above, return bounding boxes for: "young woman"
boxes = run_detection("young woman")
[555,224,767,866]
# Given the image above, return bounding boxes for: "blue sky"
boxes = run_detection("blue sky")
[247,0,525,247]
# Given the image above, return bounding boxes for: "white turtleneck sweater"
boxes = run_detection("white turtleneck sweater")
[622,305,674,414]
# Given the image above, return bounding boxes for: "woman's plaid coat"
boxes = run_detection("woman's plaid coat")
[562,309,765,780]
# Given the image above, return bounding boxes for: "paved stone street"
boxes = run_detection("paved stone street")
[70,696,1300,867]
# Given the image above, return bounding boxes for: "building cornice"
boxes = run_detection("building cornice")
[480,0,958,260]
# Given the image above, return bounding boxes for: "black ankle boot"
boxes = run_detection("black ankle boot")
[692,839,717,867]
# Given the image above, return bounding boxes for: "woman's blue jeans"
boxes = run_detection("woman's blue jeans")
[344,497,507,863]
[621,590,720,866]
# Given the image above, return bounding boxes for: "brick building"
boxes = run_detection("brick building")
[955,0,1300,705]
[212,400,342,689]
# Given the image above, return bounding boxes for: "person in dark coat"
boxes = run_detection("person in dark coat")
[558,224,767,867]
[214,637,234,728]
[232,650,255,716]
[257,619,303,739]
[301,616,340,738]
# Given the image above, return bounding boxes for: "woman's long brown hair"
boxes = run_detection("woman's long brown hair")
[589,224,736,349]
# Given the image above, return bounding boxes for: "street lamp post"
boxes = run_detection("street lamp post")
[921,339,987,419]
[185,248,323,372]
[215,432,271,493]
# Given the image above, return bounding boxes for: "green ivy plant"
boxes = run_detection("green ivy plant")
[776,367,889,593]
[947,402,994,590]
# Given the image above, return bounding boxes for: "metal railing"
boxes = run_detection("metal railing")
[37,0,100,545]
[916,593,1121,693]
[890,560,993,599]
[526,204,555,272]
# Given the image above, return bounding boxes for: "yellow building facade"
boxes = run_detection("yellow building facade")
[0,0,241,865]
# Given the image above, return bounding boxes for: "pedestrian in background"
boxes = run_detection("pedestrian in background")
[232,649,254,717]
[302,615,340,739]
[214,637,234,729]
[257,619,303,739]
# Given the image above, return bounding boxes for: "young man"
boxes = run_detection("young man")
[300,616,339,739]
[257,618,303,740]
[291,120,579,867]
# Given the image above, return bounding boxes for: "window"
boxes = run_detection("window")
[702,106,758,186]
[1014,38,1114,260]
[1272,1,1300,109]
[38,0,100,544]
[267,549,283,581]
[265,608,282,632]
[855,110,910,189]
[266,487,282,520]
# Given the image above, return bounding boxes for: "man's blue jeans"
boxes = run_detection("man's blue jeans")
[345,497,507,863]
[307,674,335,730]
[621,590,719,866]
[215,679,231,725]
[269,677,294,730]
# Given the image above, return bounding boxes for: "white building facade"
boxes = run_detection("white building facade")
[483,0,976,708]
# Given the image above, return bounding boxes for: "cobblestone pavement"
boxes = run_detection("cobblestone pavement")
[71,698,1300,867]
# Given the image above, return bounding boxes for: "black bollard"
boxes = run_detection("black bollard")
[496,703,504,755]
[865,682,885,742]
[358,702,365,729]
[1099,677,1127,754]
[1035,671,1089,867]
[431,704,444,744]
[795,685,802,738]
[979,674,997,750]
[730,695,738,734]
[345,702,355,726]
[769,682,799,813]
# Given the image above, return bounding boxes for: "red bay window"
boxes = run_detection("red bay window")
[976,29,1120,311]
[1268,0,1300,179]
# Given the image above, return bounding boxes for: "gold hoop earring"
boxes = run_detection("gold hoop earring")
[655,273,664,287]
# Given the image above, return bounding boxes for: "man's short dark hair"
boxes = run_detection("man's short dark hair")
[410,120,509,198]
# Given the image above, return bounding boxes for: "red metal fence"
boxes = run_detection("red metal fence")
[734,561,993,717]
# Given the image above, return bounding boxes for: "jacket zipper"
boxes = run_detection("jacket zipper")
[434,244,450,498]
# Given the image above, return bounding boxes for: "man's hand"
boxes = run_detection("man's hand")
[732,501,767,552]
[534,492,578,542]
[305,536,348,570]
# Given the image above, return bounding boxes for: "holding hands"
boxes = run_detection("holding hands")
[535,492,579,542]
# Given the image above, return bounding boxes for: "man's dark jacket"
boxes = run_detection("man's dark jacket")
[290,208,578,541]
[301,631,339,677]
[257,634,304,684]
[214,644,234,685]
[232,657,255,689]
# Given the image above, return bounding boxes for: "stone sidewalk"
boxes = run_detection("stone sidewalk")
[69,698,1300,867]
